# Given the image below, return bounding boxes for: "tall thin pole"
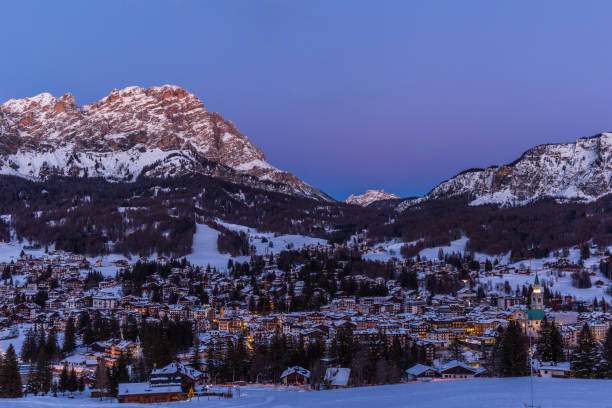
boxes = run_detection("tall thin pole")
[529,335,534,408]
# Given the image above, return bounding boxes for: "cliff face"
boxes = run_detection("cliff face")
[0,85,331,201]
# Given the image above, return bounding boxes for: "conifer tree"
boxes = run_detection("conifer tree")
[602,326,612,377]
[207,342,219,383]
[131,358,147,382]
[114,352,131,384]
[25,365,39,396]
[20,328,37,362]
[77,376,85,393]
[390,336,404,370]
[108,351,131,397]
[549,322,564,362]
[0,344,23,398]
[494,321,529,377]
[59,363,69,394]
[330,326,358,367]
[108,368,118,398]
[83,323,96,346]
[63,316,76,353]
[450,337,464,361]
[77,311,90,331]
[94,358,109,400]
[0,352,4,395]
[536,317,552,361]
[68,367,78,393]
[35,349,52,395]
[190,338,201,371]
[44,329,60,362]
[572,323,601,378]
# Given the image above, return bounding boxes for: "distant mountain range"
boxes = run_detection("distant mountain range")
[1,86,610,211]
[345,189,399,207]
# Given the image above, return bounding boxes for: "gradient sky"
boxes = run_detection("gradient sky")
[2,1,612,200]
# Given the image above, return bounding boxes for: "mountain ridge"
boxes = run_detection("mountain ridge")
[396,133,612,211]
[0,85,332,201]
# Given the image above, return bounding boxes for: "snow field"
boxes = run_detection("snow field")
[0,378,609,408]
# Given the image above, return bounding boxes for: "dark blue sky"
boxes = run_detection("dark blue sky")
[2,1,612,200]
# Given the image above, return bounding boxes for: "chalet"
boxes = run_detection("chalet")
[59,354,97,375]
[280,366,310,385]
[111,259,129,268]
[538,361,571,378]
[438,360,485,379]
[150,361,203,388]
[117,382,183,403]
[105,339,141,360]
[405,364,437,381]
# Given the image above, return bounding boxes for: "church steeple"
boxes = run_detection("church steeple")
[531,274,543,310]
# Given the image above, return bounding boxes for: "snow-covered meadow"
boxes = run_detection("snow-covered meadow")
[0,378,610,408]
[364,234,612,303]
[215,220,328,256]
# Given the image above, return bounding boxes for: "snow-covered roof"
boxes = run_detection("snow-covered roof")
[324,367,350,386]
[438,360,486,375]
[539,361,571,372]
[151,361,203,380]
[117,382,182,396]
[281,366,310,379]
[405,364,435,376]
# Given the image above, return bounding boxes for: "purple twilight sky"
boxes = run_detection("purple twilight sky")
[1,1,612,200]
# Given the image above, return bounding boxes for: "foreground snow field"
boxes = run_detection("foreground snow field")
[2,378,612,408]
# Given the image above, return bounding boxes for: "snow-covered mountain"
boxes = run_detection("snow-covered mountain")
[397,133,612,211]
[0,85,332,201]
[345,189,399,206]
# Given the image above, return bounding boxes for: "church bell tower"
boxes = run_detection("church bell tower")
[531,274,543,310]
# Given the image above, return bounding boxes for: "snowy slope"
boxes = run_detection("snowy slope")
[397,133,612,210]
[216,220,328,255]
[186,224,250,270]
[0,378,609,408]
[0,323,31,355]
[390,234,611,301]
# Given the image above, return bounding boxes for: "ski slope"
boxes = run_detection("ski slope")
[186,223,249,270]
[216,220,328,255]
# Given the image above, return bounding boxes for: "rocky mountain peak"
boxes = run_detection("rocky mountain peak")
[0,85,331,201]
[345,189,399,206]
